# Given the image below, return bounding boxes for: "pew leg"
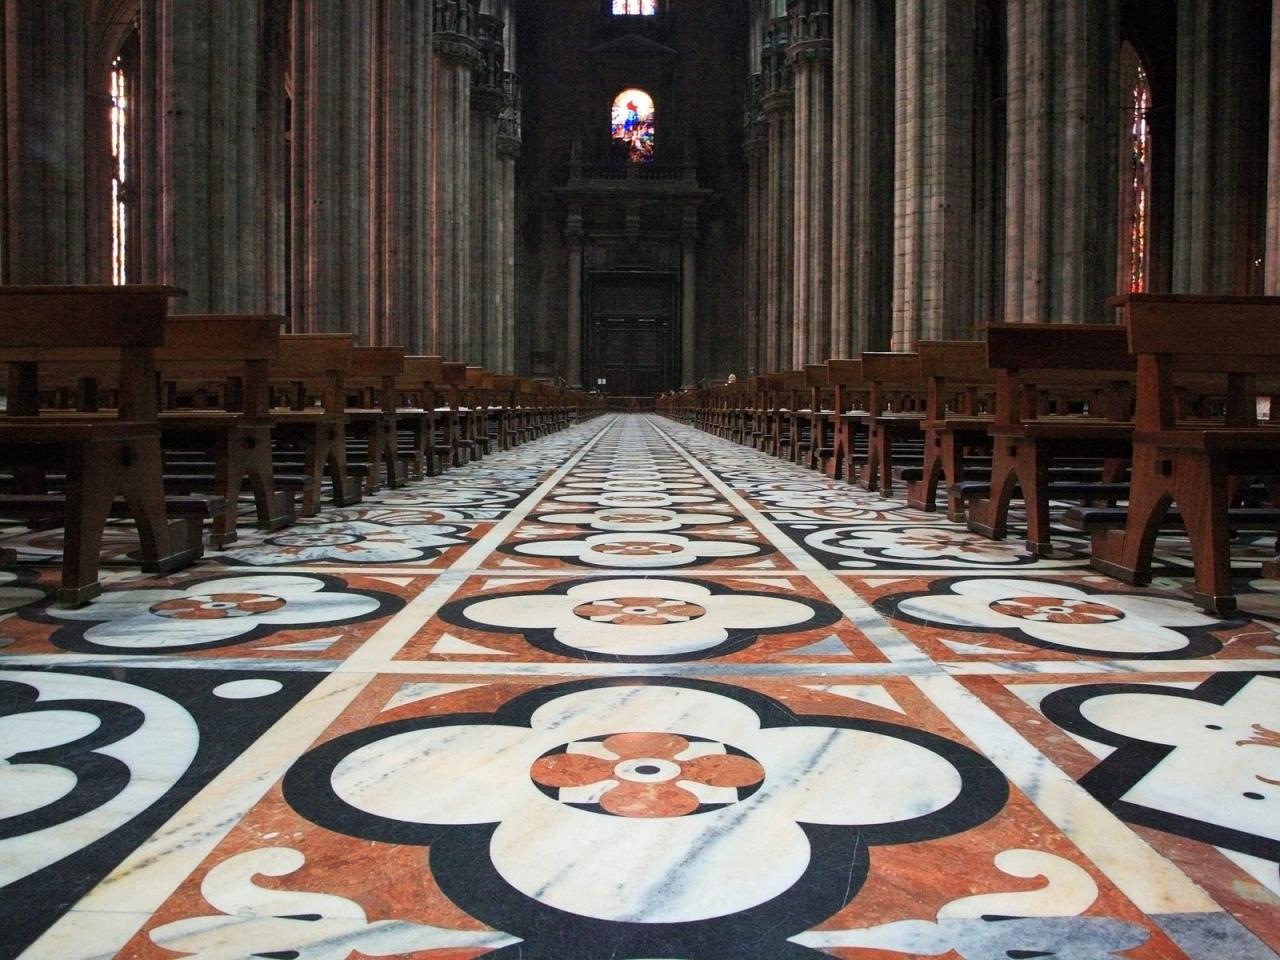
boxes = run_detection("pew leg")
[907,436,945,515]
[210,443,245,548]
[859,427,880,492]
[967,440,1018,541]
[1090,446,1172,590]
[1021,448,1054,556]
[1176,453,1237,615]
[59,441,120,606]
[244,439,293,535]
[121,437,204,580]
[327,429,363,508]
[878,432,896,498]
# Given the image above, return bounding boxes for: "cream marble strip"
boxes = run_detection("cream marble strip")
[4,652,1273,679]
[21,417,615,960]
[649,418,934,666]
[913,673,1219,916]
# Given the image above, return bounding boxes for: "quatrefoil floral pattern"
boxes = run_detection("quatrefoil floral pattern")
[283,679,1008,957]
[445,578,837,661]
[880,578,1228,658]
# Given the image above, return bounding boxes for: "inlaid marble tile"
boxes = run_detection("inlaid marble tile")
[394,573,882,664]
[1,571,418,661]
[855,573,1280,664]
[958,669,1280,951]
[119,673,1198,960]
[0,664,323,956]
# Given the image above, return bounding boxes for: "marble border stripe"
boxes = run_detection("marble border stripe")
[20,418,619,960]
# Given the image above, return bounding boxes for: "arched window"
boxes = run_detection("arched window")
[1119,43,1152,293]
[110,54,131,284]
[610,88,655,163]
[612,0,657,14]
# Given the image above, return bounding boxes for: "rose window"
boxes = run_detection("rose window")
[572,596,706,625]
[530,732,765,818]
[149,593,288,620]
[989,597,1125,625]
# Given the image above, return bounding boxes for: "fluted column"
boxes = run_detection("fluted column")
[150,0,263,311]
[744,74,767,376]
[370,0,432,350]
[291,0,372,335]
[430,0,479,358]
[832,0,894,354]
[1173,0,1270,294]
[566,207,583,388]
[762,18,795,372]
[497,73,521,373]
[1003,0,1120,323]
[1265,0,1280,294]
[470,14,505,368]
[789,0,832,366]
[2,0,88,282]
[682,208,698,388]
[892,0,974,348]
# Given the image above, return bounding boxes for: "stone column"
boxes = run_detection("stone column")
[789,0,833,366]
[744,74,767,376]
[2,0,88,282]
[498,72,522,372]
[682,207,699,388]
[471,13,505,368]
[832,0,894,354]
[1265,0,1280,294]
[566,207,583,388]
[1003,0,1120,323]
[762,17,795,372]
[1173,0,1271,294]
[430,0,479,357]
[892,0,974,348]
[370,0,432,350]
[151,0,263,312]
[291,0,372,335]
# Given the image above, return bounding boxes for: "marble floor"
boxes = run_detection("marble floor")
[1,414,1278,960]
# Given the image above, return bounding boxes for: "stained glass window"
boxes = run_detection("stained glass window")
[611,89,655,164]
[612,0,656,14]
[110,55,129,285]
[1124,56,1152,293]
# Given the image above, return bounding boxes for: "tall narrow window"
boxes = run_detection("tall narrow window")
[1121,48,1152,293]
[612,0,656,14]
[110,55,130,285]
[611,89,655,164]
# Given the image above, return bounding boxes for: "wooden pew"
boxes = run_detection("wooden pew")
[804,364,837,474]
[965,324,1134,554]
[396,356,446,478]
[157,314,296,547]
[905,340,994,520]
[0,286,218,605]
[347,346,408,493]
[1084,294,1280,614]
[269,334,363,515]
[857,352,925,496]
[827,359,870,483]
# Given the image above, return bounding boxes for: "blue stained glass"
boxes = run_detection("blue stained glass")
[611,89,656,164]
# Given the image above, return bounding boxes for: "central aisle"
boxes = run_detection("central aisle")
[5,415,1278,959]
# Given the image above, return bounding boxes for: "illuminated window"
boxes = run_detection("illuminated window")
[612,0,656,13]
[110,55,129,285]
[610,89,655,164]
[1122,48,1152,293]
